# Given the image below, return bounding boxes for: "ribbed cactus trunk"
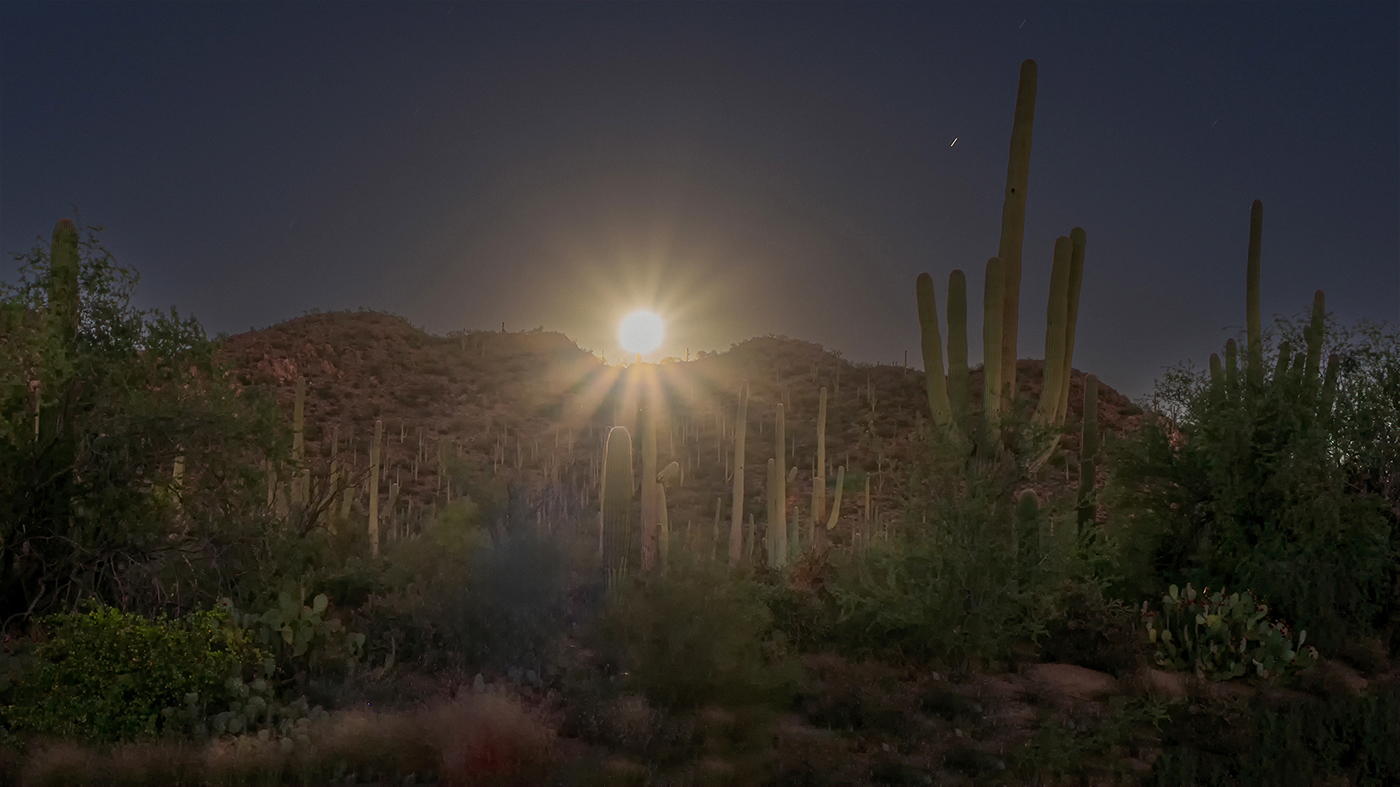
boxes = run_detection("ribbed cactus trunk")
[826,465,845,531]
[774,404,787,568]
[997,59,1038,411]
[1056,227,1087,422]
[1246,200,1264,389]
[916,273,952,426]
[982,257,1005,423]
[640,395,659,573]
[369,419,383,558]
[729,381,748,567]
[601,426,635,589]
[1036,237,1072,424]
[765,457,778,568]
[947,270,970,425]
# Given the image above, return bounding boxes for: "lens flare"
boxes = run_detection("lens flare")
[619,310,664,356]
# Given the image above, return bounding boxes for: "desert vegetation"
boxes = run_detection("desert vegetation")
[2,60,1397,786]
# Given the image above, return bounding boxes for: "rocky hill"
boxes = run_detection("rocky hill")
[216,311,1149,545]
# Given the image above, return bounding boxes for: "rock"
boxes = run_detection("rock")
[1143,667,1188,699]
[1026,663,1118,701]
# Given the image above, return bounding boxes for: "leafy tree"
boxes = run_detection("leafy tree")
[1,219,286,625]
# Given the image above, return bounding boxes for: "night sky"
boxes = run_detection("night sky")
[3,2,1396,401]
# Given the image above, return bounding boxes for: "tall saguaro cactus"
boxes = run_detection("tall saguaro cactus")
[1246,200,1264,388]
[601,426,635,588]
[729,380,749,567]
[998,59,1039,407]
[916,273,952,425]
[947,270,970,424]
[1056,228,1087,421]
[983,257,1006,421]
[1036,236,1073,424]
[640,396,659,573]
[369,419,383,558]
[49,219,81,347]
[774,403,787,567]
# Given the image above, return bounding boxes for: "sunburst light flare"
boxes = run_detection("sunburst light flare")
[619,310,665,358]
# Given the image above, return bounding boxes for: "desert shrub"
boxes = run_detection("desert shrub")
[1039,579,1143,676]
[1,606,264,743]
[1,221,287,624]
[370,497,569,673]
[1148,679,1400,787]
[828,418,1070,669]
[593,556,800,711]
[1144,583,1317,680]
[1106,317,1399,652]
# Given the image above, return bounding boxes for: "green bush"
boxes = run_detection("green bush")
[1106,318,1399,652]
[1,606,265,743]
[827,420,1070,669]
[593,557,799,711]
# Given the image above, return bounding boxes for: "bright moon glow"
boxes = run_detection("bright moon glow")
[619,310,664,355]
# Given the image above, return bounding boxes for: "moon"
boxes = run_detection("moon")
[618,310,664,356]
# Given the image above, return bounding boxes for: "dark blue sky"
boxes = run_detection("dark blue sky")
[3,2,1396,400]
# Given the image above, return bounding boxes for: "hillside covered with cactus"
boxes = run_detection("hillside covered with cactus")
[215,310,1149,554]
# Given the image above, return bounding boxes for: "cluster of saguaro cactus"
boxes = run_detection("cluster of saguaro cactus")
[1206,201,1338,419]
[916,60,1087,436]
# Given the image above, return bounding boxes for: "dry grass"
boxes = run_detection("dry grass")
[13,692,553,787]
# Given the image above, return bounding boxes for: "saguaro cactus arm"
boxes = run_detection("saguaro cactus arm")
[998,59,1039,403]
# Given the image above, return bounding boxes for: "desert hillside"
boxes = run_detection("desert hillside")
[216,311,1148,541]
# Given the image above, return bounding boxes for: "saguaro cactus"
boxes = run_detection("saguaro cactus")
[1246,200,1264,388]
[369,419,383,558]
[998,59,1038,406]
[729,380,749,567]
[774,404,787,567]
[641,396,659,573]
[601,426,635,588]
[766,457,779,567]
[1036,236,1073,425]
[1304,290,1326,386]
[49,219,80,347]
[947,270,970,424]
[916,273,952,425]
[983,257,1006,421]
[1056,227,1087,422]
[826,465,846,530]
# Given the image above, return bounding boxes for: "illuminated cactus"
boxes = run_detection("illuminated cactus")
[826,465,845,530]
[1056,227,1087,422]
[774,404,787,567]
[766,457,778,568]
[601,426,635,588]
[983,257,1005,421]
[998,59,1038,403]
[641,397,659,573]
[1036,236,1072,424]
[729,381,749,567]
[916,273,952,425]
[947,270,970,423]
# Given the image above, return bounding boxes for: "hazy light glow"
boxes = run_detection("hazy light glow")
[619,310,665,355]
